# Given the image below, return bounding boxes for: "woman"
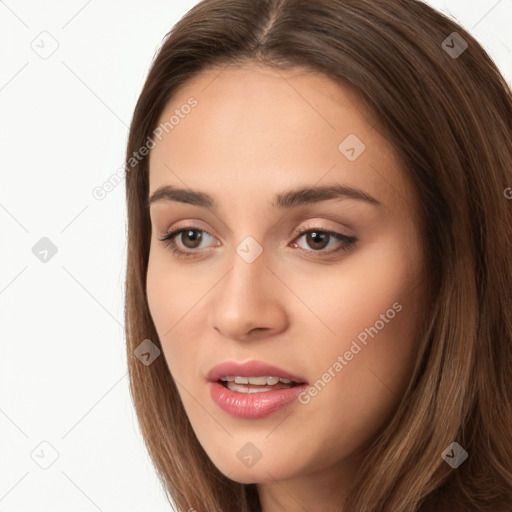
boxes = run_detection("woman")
[124,0,512,510]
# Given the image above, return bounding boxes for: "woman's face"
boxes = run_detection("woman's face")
[146,63,425,489]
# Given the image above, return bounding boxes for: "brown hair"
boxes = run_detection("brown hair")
[124,1,512,510]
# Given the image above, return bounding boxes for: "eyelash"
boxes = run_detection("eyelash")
[158,226,357,258]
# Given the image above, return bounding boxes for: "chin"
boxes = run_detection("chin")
[212,455,298,484]
[224,468,282,485]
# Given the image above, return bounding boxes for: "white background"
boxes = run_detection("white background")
[0,1,511,511]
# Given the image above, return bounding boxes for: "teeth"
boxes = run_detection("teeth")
[219,376,294,385]
[249,376,269,385]
[227,383,273,394]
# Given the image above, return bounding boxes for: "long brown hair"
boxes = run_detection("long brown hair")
[124,1,512,510]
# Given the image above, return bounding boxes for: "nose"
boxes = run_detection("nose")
[208,247,289,341]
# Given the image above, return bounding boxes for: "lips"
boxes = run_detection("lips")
[207,360,309,419]
[206,360,308,384]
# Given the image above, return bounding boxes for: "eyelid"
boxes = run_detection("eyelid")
[158,221,346,245]
[290,219,355,238]
[160,216,351,238]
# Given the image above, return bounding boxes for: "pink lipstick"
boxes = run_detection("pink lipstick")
[207,360,308,419]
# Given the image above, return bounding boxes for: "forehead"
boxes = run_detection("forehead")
[148,63,413,213]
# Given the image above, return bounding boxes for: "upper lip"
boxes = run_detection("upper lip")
[207,360,308,384]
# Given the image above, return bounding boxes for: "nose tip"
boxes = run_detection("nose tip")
[209,254,288,341]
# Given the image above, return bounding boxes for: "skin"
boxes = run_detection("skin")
[146,62,426,512]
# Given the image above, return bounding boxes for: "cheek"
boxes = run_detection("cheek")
[146,250,187,366]
[146,250,172,337]
[293,238,422,446]
[146,248,212,382]
[287,234,421,350]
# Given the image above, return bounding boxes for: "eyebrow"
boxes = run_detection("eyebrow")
[148,183,382,210]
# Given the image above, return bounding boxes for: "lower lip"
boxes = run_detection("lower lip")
[209,381,308,419]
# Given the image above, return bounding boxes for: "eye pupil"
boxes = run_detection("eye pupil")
[182,229,202,248]
[307,231,329,250]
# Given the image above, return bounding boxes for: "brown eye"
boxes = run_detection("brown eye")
[158,227,218,256]
[158,226,356,259]
[304,231,330,250]
[292,229,357,255]
[179,229,203,249]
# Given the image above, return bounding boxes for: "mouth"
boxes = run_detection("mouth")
[217,375,302,393]
[207,361,309,418]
